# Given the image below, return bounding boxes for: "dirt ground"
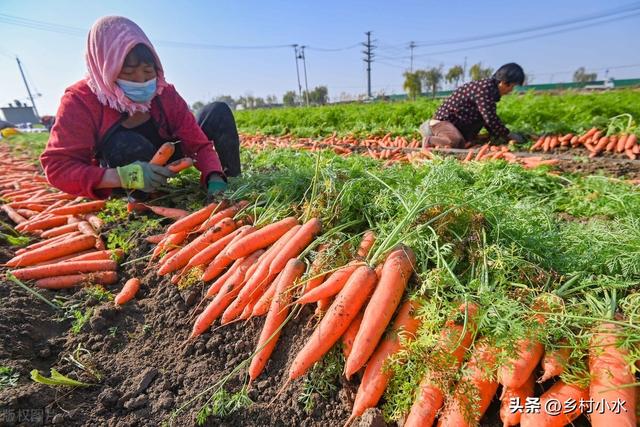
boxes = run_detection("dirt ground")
[0,151,629,426]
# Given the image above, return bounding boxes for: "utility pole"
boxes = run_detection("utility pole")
[298,46,310,106]
[292,44,303,106]
[409,41,416,72]
[16,56,40,120]
[462,56,467,84]
[362,31,375,99]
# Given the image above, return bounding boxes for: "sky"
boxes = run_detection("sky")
[1,0,640,116]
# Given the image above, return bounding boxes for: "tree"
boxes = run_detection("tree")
[265,95,279,106]
[573,67,597,83]
[306,86,328,105]
[191,101,205,113]
[418,66,443,98]
[403,71,422,100]
[214,95,237,110]
[445,65,464,88]
[469,63,493,81]
[283,91,297,107]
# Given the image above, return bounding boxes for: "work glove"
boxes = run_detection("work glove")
[508,132,525,144]
[207,173,227,201]
[116,161,175,193]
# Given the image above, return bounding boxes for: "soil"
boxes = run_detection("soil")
[0,148,629,427]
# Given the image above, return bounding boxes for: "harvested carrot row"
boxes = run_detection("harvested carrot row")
[7,234,97,267]
[35,271,118,289]
[11,259,117,280]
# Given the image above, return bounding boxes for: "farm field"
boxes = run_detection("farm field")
[1,91,640,427]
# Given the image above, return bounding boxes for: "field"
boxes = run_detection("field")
[1,90,639,427]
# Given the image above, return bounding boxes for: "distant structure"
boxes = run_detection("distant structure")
[1,101,39,125]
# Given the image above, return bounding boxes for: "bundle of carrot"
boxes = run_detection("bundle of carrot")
[530,129,639,160]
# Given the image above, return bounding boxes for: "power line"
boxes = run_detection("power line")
[362,31,375,98]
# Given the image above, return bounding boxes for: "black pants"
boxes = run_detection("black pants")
[99,102,241,177]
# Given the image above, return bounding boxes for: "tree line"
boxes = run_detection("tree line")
[191,86,329,111]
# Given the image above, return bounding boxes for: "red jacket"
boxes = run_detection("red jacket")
[40,79,224,199]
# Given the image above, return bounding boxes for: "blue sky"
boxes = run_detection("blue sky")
[1,0,639,116]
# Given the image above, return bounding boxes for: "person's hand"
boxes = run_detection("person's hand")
[207,173,227,200]
[116,161,175,193]
[508,132,525,144]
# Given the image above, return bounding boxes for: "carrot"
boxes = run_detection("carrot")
[303,244,329,293]
[251,277,279,318]
[341,310,364,359]
[625,149,636,160]
[19,215,69,232]
[114,278,141,305]
[6,234,96,267]
[288,266,378,380]
[549,136,559,149]
[166,157,194,173]
[1,205,27,224]
[295,264,359,305]
[35,271,118,289]
[625,134,638,150]
[500,374,535,427]
[48,200,106,216]
[152,231,188,259]
[188,226,252,270]
[166,201,226,235]
[346,300,421,425]
[404,302,479,427]
[40,222,79,238]
[145,234,165,244]
[219,225,302,318]
[144,205,190,220]
[355,230,376,259]
[67,249,123,262]
[150,142,175,165]
[225,216,299,260]
[205,256,248,297]
[474,143,490,160]
[190,251,263,338]
[606,137,617,152]
[538,343,571,383]
[542,136,551,152]
[158,217,236,275]
[11,259,117,280]
[249,259,305,380]
[16,209,39,218]
[519,381,589,427]
[16,232,74,255]
[195,200,248,233]
[84,214,104,231]
[594,136,610,153]
[345,246,415,378]
[77,221,98,237]
[436,340,499,427]
[268,218,322,275]
[589,321,637,426]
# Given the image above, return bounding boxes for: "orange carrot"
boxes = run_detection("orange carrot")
[251,277,279,318]
[519,381,588,427]
[303,244,329,293]
[166,201,226,235]
[11,259,117,280]
[48,200,106,216]
[288,266,378,380]
[404,302,479,427]
[190,251,263,338]
[268,217,321,276]
[500,374,535,427]
[152,231,188,260]
[84,214,104,231]
[625,134,638,150]
[66,249,123,262]
[144,205,190,220]
[475,144,490,160]
[225,216,299,260]
[145,234,165,244]
[1,205,27,224]
[19,215,69,232]
[35,271,118,289]
[346,300,421,424]
[77,221,98,237]
[166,157,194,173]
[355,230,376,259]
[188,226,253,270]
[150,142,175,165]
[249,259,305,380]
[195,200,248,233]
[295,263,359,305]
[40,222,79,238]
[345,246,415,378]
[538,343,571,383]
[205,255,249,297]
[7,234,96,267]
[589,321,637,426]
[341,310,364,359]
[436,340,499,427]
[158,217,236,275]
[114,278,141,305]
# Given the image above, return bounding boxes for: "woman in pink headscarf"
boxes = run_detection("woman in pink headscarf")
[41,16,240,201]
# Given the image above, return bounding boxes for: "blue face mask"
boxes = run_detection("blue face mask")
[116,78,157,103]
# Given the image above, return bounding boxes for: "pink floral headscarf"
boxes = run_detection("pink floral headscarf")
[85,16,168,115]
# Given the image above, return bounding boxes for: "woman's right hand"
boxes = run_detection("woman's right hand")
[116,161,175,192]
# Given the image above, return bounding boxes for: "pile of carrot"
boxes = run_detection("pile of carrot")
[530,129,639,160]
[461,143,561,169]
